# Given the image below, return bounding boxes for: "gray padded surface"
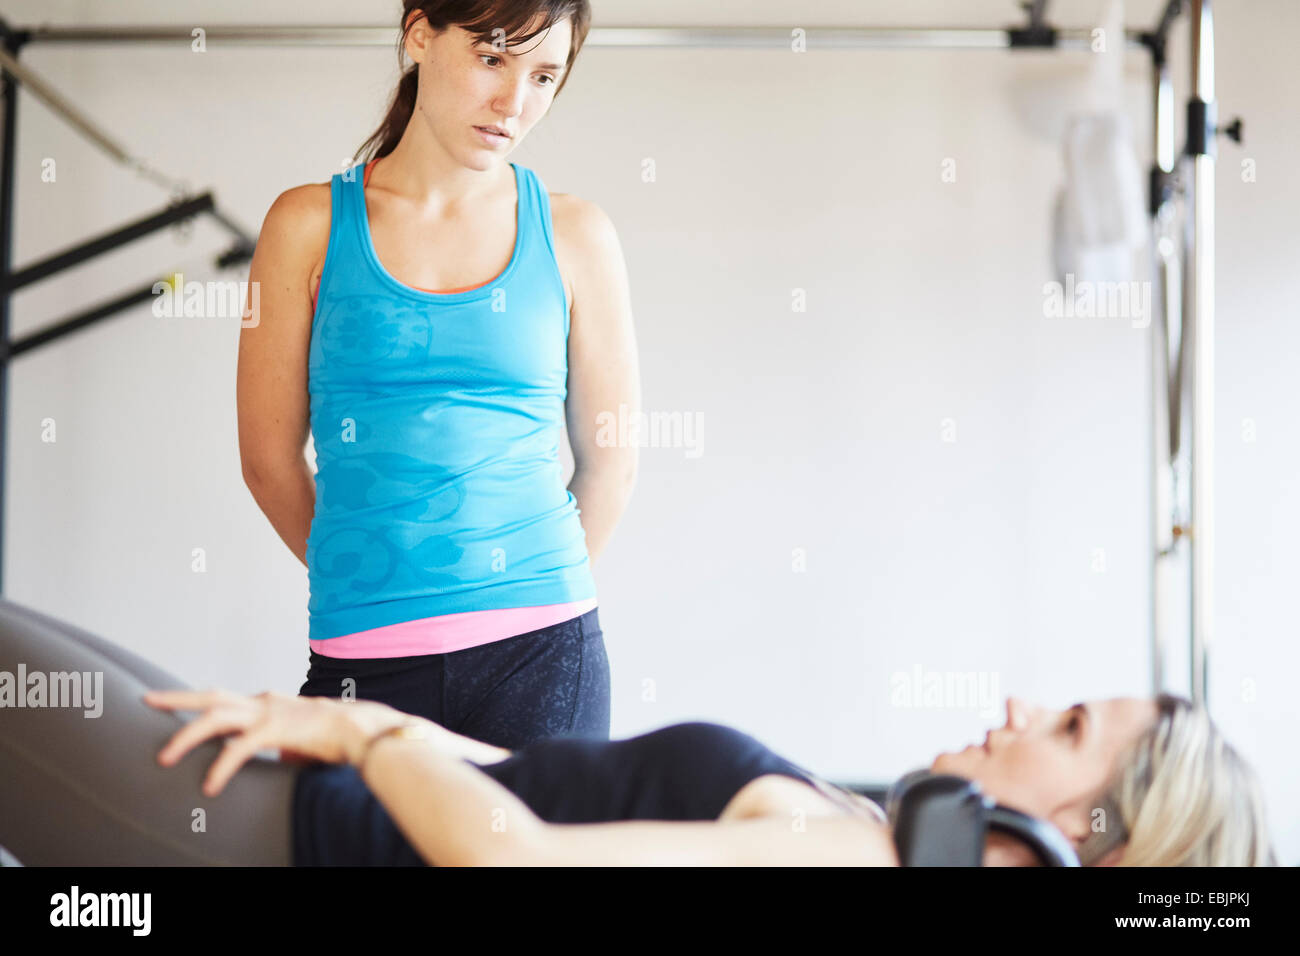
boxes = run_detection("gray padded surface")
[0,597,295,865]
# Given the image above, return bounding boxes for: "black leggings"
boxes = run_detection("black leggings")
[298,608,610,750]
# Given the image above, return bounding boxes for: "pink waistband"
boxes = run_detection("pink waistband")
[308,598,599,659]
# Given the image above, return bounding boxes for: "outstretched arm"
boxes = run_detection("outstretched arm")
[147,690,898,866]
[352,720,899,866]
[528,816,899,866]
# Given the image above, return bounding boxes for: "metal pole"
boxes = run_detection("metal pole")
[0,46,191,194]
[17,24,1146,50]
[0,29,18,596]
[1187,0,1215,707]
[1149,44,1176,697]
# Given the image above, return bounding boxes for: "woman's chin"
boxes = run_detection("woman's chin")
[931,744,983,777]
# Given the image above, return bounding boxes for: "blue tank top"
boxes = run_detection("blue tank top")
[305,160,596,641]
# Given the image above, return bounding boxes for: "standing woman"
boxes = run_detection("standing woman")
[237,0,640,749]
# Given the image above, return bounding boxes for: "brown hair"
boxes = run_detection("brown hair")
[356,0,592,162]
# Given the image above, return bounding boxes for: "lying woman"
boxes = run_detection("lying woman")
[0,597,1276,866]
[141,687,1274,867]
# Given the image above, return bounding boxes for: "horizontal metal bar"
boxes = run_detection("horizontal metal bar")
[2,194,214,292]
[17,24,1148,50]
[8,282,159,357]
[23,25,399,46]
[595,27,1024,49]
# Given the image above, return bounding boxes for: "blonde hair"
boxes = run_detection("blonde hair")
[1099,694,1276,866]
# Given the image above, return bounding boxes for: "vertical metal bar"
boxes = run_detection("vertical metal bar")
[0,33,18,596]
[1149,269,1167,697]
[1188,0,1216,707]
[1155,62,1175,174]
[1149,45,1176,697]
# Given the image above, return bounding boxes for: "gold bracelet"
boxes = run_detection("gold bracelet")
[358,719,428,773]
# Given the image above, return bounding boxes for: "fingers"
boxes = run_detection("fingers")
[146,689,314,795]
[145,689,266,764]
[143,688,240,712]
[143,688,285,795]
[157,704,258,766]
[202,733,268,796]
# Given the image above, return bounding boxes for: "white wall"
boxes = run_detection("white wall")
[6,0,1296,862]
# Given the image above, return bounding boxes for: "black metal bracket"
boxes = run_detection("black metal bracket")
[1139,0,1187,68]
[1149,165,1177,217]
[0,17,32,55]
[1187,98,1216,156]
[1008,0,1057,48]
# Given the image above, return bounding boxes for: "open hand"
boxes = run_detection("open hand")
[144,689,358,796]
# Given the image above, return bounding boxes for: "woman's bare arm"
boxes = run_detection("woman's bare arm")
[556,195,641,564]
[236,184,329,567]
[148,691,895,866]
[526,815,899,866]
[346,716,542,866]
[351,722,898,866]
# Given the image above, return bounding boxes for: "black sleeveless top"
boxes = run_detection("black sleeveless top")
[293,722,821,865]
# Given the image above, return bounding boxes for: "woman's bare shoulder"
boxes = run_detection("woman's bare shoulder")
[263,181,332,240]
[547,191,626,317]
[252,181,332,282]
[548,191,615,246]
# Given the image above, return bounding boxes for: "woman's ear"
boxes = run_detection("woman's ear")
[402,10,438,61]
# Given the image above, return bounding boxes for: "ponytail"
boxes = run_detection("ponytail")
[359,66,421,162]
